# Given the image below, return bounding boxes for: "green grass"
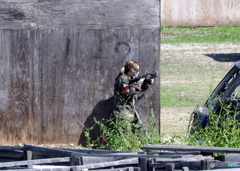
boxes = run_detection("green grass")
[160,50,230,108]
[161,82,214,108]
[161,26,240,44]
[160,26,239,109]
[160,26,240,150]
[160,60,228,108]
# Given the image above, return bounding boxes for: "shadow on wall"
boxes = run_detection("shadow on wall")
[78,96,115,146]
[204,53,240,62]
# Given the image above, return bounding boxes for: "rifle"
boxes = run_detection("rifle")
[129,73,157,85]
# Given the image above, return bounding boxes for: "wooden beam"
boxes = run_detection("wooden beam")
[139,158,149,171]
[70,158,138,171]
[0,146,23,151]
[147,151,201,155]
[24,144,183,158]
[79,168,135,171]
[59,148,200,155]
[38,0,159,29]
[57,148,139,154]
[23,150,33,168]
[0,1,38,30]
[0,150,23,159]
[0,157,70,167]
[2,158,137,171]
[3,166,136,171]
[141,144,240,153]
[70,154,82,166]
[0,0,159,30]
[24,144,73,157]
[166,163,175,171]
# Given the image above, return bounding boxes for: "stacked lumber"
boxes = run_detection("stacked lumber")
[0,144,240,170]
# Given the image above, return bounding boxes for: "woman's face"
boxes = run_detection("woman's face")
[129,64,139,77]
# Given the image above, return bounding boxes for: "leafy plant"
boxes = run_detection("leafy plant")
[187,98,240,156]
[83,124,99,149]
[83,110,173,151]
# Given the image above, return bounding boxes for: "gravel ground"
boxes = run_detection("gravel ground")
[160,43,240,135]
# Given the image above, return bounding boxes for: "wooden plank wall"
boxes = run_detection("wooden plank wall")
[0,0,160,145]
[161,0,240,26]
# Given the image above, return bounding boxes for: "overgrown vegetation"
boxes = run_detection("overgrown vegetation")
[83,111,178,151]
[188,98,240,156]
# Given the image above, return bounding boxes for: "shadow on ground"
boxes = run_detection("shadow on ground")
[205,53,240,62]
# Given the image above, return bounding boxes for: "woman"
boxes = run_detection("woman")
[114,59,154,125]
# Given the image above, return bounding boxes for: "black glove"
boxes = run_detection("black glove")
[141,79,149,91]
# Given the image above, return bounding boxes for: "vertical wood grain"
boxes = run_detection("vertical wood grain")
[0,0,160,145]
[161,0,240,26]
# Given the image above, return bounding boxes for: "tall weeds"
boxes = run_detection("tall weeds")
[83,110,173,151]
[188,99,240,156]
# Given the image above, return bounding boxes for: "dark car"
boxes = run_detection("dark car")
[189,61,240,133]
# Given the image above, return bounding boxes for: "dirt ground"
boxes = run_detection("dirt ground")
[160,43,240,135]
